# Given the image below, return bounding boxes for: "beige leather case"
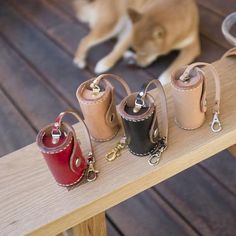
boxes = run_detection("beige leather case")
[77,79,119,141]
[171,67,207,130]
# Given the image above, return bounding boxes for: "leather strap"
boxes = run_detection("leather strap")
[134,79,168,144]
[179,62,221,114]
[90,74,131,95]
[221,47,236,58]
[52,111,94,173]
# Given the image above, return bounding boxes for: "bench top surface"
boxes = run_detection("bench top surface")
[1,58,236,236]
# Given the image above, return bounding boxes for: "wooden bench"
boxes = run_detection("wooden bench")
[1,57,236,236]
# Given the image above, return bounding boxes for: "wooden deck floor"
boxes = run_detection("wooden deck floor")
[0,0,236,235]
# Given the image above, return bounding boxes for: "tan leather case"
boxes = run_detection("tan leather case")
[76,74,131,142]
[171,67,207,130]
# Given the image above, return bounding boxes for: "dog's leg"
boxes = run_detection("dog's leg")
[159,38,201,85]
[95,17,132,74]
[74,21,118,69]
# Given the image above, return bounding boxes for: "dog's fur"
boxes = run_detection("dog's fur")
[73,0,200,84]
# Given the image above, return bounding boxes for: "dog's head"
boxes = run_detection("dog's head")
[128,8,167,67]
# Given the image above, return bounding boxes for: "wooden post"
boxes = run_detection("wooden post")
[228,145,236,157]
[72,212,107,236]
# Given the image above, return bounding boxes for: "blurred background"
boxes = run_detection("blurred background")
[0,0,236,235]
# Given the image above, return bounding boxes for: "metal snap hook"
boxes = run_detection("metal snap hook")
[86,153,99,182]
[51,129,61,144]
[210,112,222,133]
[148,152,161,166]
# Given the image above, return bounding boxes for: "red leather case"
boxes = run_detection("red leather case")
[36,111,94,187]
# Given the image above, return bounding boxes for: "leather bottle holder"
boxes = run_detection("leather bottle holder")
[76,74,131,142]
[36,111,98,187]
[118,80,168,165]
[171,62,222,132]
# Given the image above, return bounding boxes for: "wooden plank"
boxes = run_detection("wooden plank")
[201,150,236,194]
[197,0,236,17]
[1,58,236,235]
[108,189,198,236]
[198,5,232,49]
[0,36,71,129]
[0,1,90,109]
[154,161,236,235]
[72,212,107,236]
[227,145,236,157]
[0,89,35,157]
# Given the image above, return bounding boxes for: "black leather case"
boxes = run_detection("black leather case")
[121,106,158,156]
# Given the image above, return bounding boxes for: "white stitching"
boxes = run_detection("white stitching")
[120,110,154,122]
[170,79,203,92]
[57,170,86,187]
[91,127,120,142]
[128,143,159,156]
[40,137,73,154]
[174,117,205,130]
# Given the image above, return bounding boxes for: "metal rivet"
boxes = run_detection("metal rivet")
[153,129,158,138]
[75,158,81,167]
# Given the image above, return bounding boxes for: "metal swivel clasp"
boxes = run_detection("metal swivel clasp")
[86,154,99,182]
[210,112,222,133]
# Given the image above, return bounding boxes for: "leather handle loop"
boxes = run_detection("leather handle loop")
[180,62,221,114]
[52,111,94,173]
[135,79,168,144]
[221,47,236,58]
[91,74,131,96]
[91,74,131,128]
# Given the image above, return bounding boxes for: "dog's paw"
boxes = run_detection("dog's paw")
[123,50,136,59]
[158,71,171,85]
[95,58,111,74]
[73,57,86,69]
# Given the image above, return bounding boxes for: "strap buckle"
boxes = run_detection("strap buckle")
[211,112,222,133]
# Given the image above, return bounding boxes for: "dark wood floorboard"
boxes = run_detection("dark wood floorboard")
[0,89,35,156]
[0,0,236,235]
[197,0,236,17]
[0,36,71,129]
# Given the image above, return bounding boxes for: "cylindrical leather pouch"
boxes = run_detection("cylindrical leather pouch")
[171,62,222,132]
[36,111,98,187]
[76,74,131,142]
[118,80,168,165]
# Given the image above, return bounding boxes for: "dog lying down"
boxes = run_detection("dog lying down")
[73,0,201,84]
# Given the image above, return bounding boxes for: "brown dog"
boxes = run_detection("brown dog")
[73,0,200,84]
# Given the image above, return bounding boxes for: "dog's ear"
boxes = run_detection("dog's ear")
[128,8,142,23]
[153,26,165,39]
